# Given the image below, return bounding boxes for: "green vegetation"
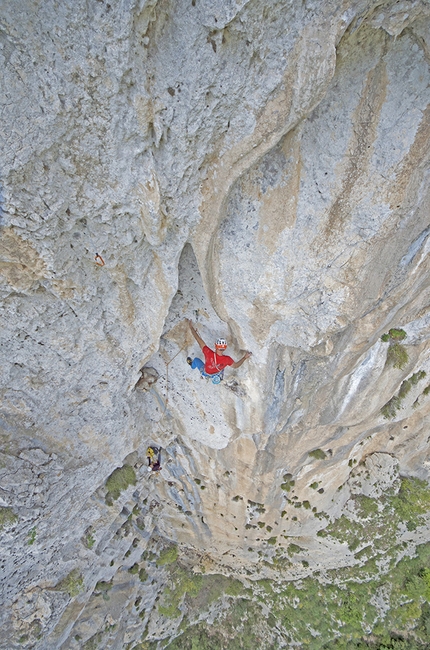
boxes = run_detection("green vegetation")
[28,526,36,545]
[398,379,412,399]
[162,538,430,650]
[247,500,266,514]
[57,569,85,598]
[95,579,112,592]
[152,475,430,649]
[386,343,409,370]
[158,568,204,618]
[382,328,407,343]
[157,545,178,566]
[128,563,139,574]
[381,396,401,419]
[388,328,407,340]
[139,567,148,582]
[157,560,244,622]
[381,329,409,369]
[0,506,18,529]
[353,495,378,518]
[310,482,319,489]
[309,448,327,460]
[280,473,295,491]
[105,464,136,501]
[288,543,304,556]
[411,370,426,384]
[83,528,95,549]
[381,370,427,419]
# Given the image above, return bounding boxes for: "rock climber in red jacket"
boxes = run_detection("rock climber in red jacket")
[186,319,252,383]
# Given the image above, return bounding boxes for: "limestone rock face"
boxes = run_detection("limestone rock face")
[1,0,430,648]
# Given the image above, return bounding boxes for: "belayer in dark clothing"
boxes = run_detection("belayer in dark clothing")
[186,319,252,383]
[147,446,162,472]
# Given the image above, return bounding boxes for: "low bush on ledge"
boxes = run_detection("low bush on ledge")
[105,464,136,502]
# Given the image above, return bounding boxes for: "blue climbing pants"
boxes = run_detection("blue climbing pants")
[190,358,205,372]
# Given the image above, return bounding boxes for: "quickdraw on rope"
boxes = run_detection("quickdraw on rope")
[94,253,105,266]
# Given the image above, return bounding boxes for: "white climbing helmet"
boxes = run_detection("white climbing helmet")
[215,338,227,350]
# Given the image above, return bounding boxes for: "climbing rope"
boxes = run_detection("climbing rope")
[164,343,185,407]
[145,341,186,456]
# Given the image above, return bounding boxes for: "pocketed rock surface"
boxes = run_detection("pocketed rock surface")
[1,0,430,648]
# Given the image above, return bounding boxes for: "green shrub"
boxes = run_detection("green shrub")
[139,568,148,582]
[158,567,203,619]
[105,465,136,500]
[423,384,430,396]
[398,379,412,399]
[281,480,295,491]
[387,343,409,369]
[128,563,139,574]
[381,396,401,419]
[310,482,319,489]
[267,537,277,545]
[247,500,266,513]
[381,333,390,342]
[410,370,426,385]
[309,449,327,460]
[391,477,430,530]
[354,495,378,518]
[302,501,311,510]
[288,543,304,556]
[28,527,36,545]
[57,569,85,597]
[95,580,113,596]
[84,529,95,549]
[0,506,18,530]
[388,328,407,340]
[157,545,178,566]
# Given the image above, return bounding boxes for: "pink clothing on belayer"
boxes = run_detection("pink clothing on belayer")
[202,346,234,375]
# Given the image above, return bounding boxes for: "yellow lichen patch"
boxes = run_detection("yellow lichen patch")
[0,228,47,291]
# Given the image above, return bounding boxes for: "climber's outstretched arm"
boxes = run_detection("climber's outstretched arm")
[188,319,207,351]
[232,351,252,369]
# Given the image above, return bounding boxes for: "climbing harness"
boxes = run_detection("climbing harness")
[200,368,224,384]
